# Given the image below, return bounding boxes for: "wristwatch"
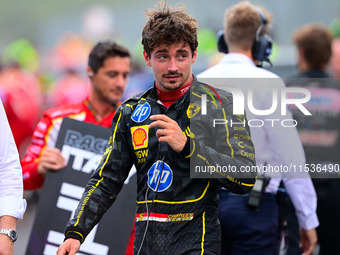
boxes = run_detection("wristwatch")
[0,229,18,242]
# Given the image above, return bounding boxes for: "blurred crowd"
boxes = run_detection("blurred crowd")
[2,22,340,160]
[0,34,154,159]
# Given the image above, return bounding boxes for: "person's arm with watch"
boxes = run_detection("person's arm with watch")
[0,216,17,254]
[0,100,26,255]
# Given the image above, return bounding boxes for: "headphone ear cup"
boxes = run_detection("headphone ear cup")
[217,30,229,54]
[252,34,272,62]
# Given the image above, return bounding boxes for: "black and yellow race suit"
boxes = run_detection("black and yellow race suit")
[64,76,256,255]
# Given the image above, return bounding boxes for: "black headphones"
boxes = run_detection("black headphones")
[217,8,272,65]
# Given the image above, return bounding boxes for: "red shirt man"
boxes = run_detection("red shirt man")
[22,40,131,190]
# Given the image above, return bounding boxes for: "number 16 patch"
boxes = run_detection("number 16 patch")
[131,125,149,150]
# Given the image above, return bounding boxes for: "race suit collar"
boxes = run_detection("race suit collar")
[154,76,193,108]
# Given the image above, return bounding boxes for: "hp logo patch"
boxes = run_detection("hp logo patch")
[148,161,173,192]
[131,103,151,123]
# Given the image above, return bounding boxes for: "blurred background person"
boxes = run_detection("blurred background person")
[0,39,43,159]
[292,24,333,78]
[330,38,340,78]
[20,39,134,254]
[121,61,153,102]
[0,98,27,255]
[198,2,318,255]
[45,33,91,108]
[21,39,131,190]
[48,68,89,108]
[287,23,340,255]
[21,40,133,254]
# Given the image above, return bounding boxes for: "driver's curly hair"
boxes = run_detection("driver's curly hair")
[141,2,198,56]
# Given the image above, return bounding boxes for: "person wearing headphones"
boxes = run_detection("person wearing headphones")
[198,2,318,255]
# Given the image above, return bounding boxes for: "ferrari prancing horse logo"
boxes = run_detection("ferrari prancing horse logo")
[186,104,201,118]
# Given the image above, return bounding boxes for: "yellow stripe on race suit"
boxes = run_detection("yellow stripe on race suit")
[197,155,254,188]
[222,108,234,158]
[185,139,196,158]
[96,111,122,183]
[201,212,206,255]
[74,111,122,227]
[137,181,210,204]
[241,182,255,187]
[65,231,84,244]
[192,92,218,108]
[125,104,134,110]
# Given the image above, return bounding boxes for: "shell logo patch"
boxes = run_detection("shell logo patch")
[187,103,201,118]
[131,125,149,150]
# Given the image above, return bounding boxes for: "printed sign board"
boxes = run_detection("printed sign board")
[26,118,136,255]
